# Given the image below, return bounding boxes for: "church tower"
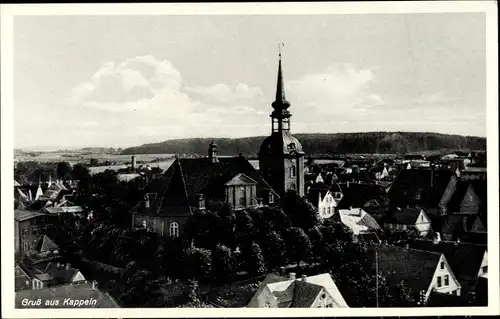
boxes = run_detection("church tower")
[259,49,305,198]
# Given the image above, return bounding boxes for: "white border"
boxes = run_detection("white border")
[1,2,498,317]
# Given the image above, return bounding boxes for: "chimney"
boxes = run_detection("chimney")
[349,206,353,211]
[301,274,307,282]
[280,267,285,276]
[131,155,137,172]
[208,141,218,163]
[289,272,296,280]
[66,263,71,270]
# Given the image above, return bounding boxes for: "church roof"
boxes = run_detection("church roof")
[260,131,304,155]
[132,156,277,217]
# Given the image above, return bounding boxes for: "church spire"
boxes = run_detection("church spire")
[272,43,290,110]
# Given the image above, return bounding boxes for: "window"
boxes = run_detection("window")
[269,193,274,204]
[414,193,421,200]
[440,261,445,269]
[169,222,179,238]
[198,196,206,210]
[322,207,326,216]
[321,293,326,299]
[290,166,296,178]
[327,207,331,215]
[444,275,449,286]
[482,266,488,274]
[264,302,271,308]
[22,228,29,237]
[290,183,296,191]
[437,276,442,287]
[239,187,246,206]
[142,220,148,229]
[326,303,333,308]
[23,242,29,252]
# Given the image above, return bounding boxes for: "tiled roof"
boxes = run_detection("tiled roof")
[407,239,486,292]
[37,235,60,253]
[43,262,82,285]
[386,207,424,225]
[44,206,83,214]
[15,282,120,308]
[14,210,47,222]
[444,179,487,213]
[367,246,441,293]
[289,280,323,307]
[133,156,277,217]
[247,273,348,308]
[338,209,381,235]
[336,183,386,209]
[389,169,453,208]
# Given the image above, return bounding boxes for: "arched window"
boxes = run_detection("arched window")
[169,222,179,238]
[290,166,296,178]
[239,187,247,206]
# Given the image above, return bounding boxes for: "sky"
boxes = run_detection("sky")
[13,13,487,150]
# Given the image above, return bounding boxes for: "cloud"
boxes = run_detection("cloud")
[287,63,385,115]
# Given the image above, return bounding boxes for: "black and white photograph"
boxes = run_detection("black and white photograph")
[1,2,498,317]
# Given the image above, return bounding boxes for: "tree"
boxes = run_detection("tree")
[261,231,287,272]
[234,210,256,249]
[243,242,266,276]
[281,190,320,230]
[211,244,235,284]
[183,246,212,282]
[285,227,312,268]
[308,226,324,261]
[56,161,73,180]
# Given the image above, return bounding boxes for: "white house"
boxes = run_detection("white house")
[384,207,432,237]
[337,208,381,235]
[371,246,461,304]
[247,273,349,308]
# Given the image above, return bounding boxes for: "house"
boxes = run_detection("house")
[406,239,487,296]
[388,168,454,216]
[336,182,389,213]
[437,177,486,241]
[336,208,381,237]
[384,207,432,237]
[306,183,341,219]
[16,261,86,291]
[247,273,349,308]
[131,144,278,238]
[15,210,51,254]
[369,166,389,180]
[15,281,119,308]
[367,246,461,304]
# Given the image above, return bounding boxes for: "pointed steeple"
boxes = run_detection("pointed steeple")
[272,44,290,110]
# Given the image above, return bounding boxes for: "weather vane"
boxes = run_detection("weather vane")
[278,42,284,59]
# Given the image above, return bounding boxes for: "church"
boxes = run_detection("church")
[130,52,305,238]
[259,52,306,197]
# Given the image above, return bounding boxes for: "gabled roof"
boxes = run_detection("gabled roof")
[443,179,487,213]
[14,210,47,222]
[132,156,277,217]
[14,180,21,187]
[389,169,453,208]
[338,209,381,235]
[407,239,486,292]
[44,262,83,284]
[225,173,257,186]
[386,207,425,225]
[367,246,441,293]
[37,235,60,253]
[336,183,386,209]
[248,273,348,308]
